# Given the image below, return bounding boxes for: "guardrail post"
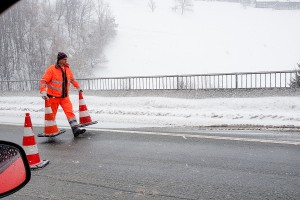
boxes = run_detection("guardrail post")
[296,71,299,87]
[128,78,131,90]
[235,74,238,88]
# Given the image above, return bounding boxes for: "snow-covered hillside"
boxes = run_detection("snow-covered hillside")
[95,0,300,77]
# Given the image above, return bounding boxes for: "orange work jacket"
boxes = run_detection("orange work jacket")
[40,64,80,98]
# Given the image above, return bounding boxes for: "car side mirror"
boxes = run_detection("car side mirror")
[0,140,31,198]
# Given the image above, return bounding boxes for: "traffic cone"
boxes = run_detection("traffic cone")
[38,99,65,137]
[22,113,49,170]
[79,91,98,127]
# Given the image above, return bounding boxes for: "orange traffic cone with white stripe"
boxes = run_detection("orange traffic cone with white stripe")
[78,91,98,127]
[38,99,65,137]
[22,113,49,170]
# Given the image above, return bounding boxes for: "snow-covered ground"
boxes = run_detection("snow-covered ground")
[0,94,299,129]
[95,0,300,77]
[2,1,300,131]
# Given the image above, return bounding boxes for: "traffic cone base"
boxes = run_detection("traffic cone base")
[78,121,98,127]
[38,129,66,137]
[30,160,50,170]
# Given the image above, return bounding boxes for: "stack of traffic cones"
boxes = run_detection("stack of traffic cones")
[22,113,49,169]
[38,99,65,137]
[78,91,98,127]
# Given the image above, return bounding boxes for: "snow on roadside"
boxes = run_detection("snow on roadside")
[0,95,299,129]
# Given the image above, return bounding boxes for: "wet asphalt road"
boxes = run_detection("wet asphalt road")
[1,124,300,200]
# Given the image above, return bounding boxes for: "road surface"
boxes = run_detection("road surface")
[1,124,299,200]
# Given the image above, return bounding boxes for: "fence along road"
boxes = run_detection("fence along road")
[0,70,298,91]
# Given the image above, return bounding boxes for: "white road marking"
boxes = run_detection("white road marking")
[2,122,299,145]
[89,128,300,146]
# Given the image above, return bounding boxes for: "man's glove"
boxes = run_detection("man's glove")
[41,92,48,100]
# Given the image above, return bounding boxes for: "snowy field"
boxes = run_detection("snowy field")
[96,0,300,77]
[0,94,299,129]
[1,1,300,131]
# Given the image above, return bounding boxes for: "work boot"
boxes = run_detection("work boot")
[69,117,86,137]
[72,127,86,137]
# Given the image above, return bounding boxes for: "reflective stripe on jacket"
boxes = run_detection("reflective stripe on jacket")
[40,64,80,97]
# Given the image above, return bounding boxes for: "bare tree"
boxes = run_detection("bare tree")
[0,0,117,82]
[0,0,47,81]
[173,0,193,15]
[148,0,157,12]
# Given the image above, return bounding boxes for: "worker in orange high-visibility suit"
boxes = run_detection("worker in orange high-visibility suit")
[40,52,86,137]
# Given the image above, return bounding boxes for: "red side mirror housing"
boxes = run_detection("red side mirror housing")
[0,140,31,198]
[0,0,20,14]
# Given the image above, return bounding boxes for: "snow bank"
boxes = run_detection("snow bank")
[0,95,299,129]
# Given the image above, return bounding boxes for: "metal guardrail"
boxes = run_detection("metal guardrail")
[0,80,40,91]
[0,70,298,91]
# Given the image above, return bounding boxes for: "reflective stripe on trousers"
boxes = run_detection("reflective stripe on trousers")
[68,117,79,128]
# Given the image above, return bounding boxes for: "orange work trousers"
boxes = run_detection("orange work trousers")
[48,96,76,121]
